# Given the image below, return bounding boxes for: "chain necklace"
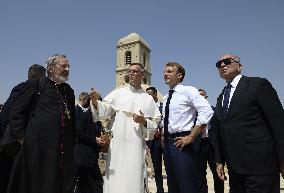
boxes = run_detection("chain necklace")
[54,83,71,122]
[54,82,68,182]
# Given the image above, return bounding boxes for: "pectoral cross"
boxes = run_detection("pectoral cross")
[65,108,71,120]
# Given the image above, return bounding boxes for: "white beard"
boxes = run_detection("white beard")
[53,75,69,84]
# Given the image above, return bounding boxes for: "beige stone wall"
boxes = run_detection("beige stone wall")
[116,33,151,88]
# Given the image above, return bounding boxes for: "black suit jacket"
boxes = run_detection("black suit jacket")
[211,76,284,175]
[74,108,101,167]
[75,104,84,123]
[1,82,26,136]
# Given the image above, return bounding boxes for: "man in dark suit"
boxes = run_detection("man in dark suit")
[0,104,3,130]
[74,92,107,193]
[1,64,46,135]
[146,86,164,193]
[0,64,46,193]
[0,104,3,120]
[75,92,91,121]
[197,89,224,193]
[211,54,284,193]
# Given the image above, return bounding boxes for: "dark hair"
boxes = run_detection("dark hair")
[28,64,46,80]
[198,88,206,93]
[79,92,90,101]
[130,63,145,73]
[198,88,208,98]
[146,86,157,94]
[165,62,185,82]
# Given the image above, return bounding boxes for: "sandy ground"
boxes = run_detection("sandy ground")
[99,152,284,193]
[147,163,284,193]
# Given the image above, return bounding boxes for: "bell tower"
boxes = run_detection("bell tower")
[116,33,151,87]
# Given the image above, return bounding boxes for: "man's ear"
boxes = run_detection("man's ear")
[177,72,183,81]
[46,65,51,72]
[238,64,243,71]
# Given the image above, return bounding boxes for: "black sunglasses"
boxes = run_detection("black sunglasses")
[216,58,239,68]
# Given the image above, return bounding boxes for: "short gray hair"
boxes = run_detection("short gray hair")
[45,54,67,67]
[130,63,145,73]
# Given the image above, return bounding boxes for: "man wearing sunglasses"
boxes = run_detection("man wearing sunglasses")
[211,54,284,193]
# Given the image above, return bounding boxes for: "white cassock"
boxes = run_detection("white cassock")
[91,85,161,193]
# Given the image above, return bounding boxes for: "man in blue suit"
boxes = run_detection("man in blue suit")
[163,62,213,193]
[211,54,284,193]
[196,89,224,193]
[74,92,107,193]
[0,104,3,131]
[75,92,91,121]
[146,86,164,193]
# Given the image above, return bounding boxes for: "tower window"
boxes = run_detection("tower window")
[143,53,146,66]
[125,51,132,65]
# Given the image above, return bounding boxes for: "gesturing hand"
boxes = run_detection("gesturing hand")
[96,137,109,153]
[133,110,147,126]
[90,88,101,107]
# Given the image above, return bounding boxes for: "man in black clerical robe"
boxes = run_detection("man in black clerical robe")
[0,64,46,193]
[7,54,76,193]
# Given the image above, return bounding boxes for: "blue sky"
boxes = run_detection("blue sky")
[0,0,283,106]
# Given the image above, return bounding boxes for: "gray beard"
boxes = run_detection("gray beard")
[52,75,69,84]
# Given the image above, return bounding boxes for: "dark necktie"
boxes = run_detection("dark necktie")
[223,83,232,117]
[164,90,174,137]
[154,103,163,138]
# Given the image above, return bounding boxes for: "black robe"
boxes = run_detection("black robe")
[1,82,27,135]
[7,78,76,193]
[0,81,26,193]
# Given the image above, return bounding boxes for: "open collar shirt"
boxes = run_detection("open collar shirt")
[163,84,213,134]
[222,74,243,108]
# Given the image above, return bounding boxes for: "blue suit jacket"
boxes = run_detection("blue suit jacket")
[1,82,26,136]
[74,108,102,167]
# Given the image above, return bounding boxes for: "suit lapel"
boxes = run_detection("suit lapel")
[226,76,249,118]
[216,88,225,121]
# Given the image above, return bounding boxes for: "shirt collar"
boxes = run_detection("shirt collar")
[78,104,84,109]
[129,84,143,92]
[171,83,182,92]
[230,74,242,88]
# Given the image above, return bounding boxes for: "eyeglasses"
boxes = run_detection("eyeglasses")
[55,63,70,70]
[216,58,240,68]
[127,69,141,74]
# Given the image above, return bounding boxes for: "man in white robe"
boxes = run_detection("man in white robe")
[90,63,161,193]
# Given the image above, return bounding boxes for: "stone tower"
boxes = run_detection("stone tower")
[116,33,151,87]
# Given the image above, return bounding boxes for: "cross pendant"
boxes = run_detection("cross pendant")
[65,108,71,120]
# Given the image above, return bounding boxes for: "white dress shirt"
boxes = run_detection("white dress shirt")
[222,74,243,108]
[163,84,214,134]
